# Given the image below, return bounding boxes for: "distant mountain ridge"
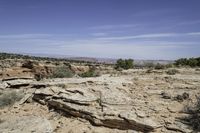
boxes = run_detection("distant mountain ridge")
[22,53,174,64]
[0,52,174,65]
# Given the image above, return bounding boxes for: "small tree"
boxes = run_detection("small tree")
[115,59,134,70]
[188,58,198,67]
[175,57,200,67]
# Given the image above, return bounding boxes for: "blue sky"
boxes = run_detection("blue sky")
[0,0,200,60]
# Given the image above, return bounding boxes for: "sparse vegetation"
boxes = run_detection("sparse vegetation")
[175,57,200,67]
[22,60,36,69]
[115,59,134,70]
[166,69,179,75]
[0,52,106,65]
[0,90,24,108]
[79,67,100,77]
[51,66,74,78]
[181,96,200,131]
[154,63,165,70]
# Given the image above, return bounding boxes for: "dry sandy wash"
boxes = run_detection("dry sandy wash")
[0,60,200,133]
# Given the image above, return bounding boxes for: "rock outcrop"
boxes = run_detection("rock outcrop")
[33,86,161,132]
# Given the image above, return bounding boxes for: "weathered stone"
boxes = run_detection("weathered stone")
[0,82,8,89]
[5,79,34,88]
[136,110,146,118]
[34,87,161,132]
[161,92,171,99]
[2,77,34,81]
[165,122,192,133]
[167,103,183,113]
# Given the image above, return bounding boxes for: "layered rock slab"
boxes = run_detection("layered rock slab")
[33,86,161,132]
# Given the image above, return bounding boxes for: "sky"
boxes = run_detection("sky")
[0,0,200,60]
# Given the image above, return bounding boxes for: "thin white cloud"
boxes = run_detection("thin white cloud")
[89,24,140,30]
[0,36,199,60]
[0,34,53,39]
[97,33,178,40]
[97,32,200,40]
[58,39,199,60]
[91,32,108,37]
[179,20,200,25]
[187,32,200,36]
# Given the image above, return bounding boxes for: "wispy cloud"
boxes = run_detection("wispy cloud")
[89,24,140,30]
[97,33,177,40]
[97,32,200,40]
[0,34,53,39]
[58,39,199,59]
[179,20,200,25]
[187,32,200,36]
[0,32,199,60]
[91,32,108,37]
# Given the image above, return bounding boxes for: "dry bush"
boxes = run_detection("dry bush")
[166,69,179,75]
[154,63,165,70]
[0,90,24,108]
[22,60,38,69]
[50,66,74,78]
[79,67,100,78]
[181,96,200,131]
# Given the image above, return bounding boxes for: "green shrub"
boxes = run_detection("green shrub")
[115,59,134,70]
[175,57,200,67]
[0,90,24,108]
[166,69,179,75]
[188,58,198,67]
[154,63,165,70]
[51,66,74,78]
[79,67,100,78]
